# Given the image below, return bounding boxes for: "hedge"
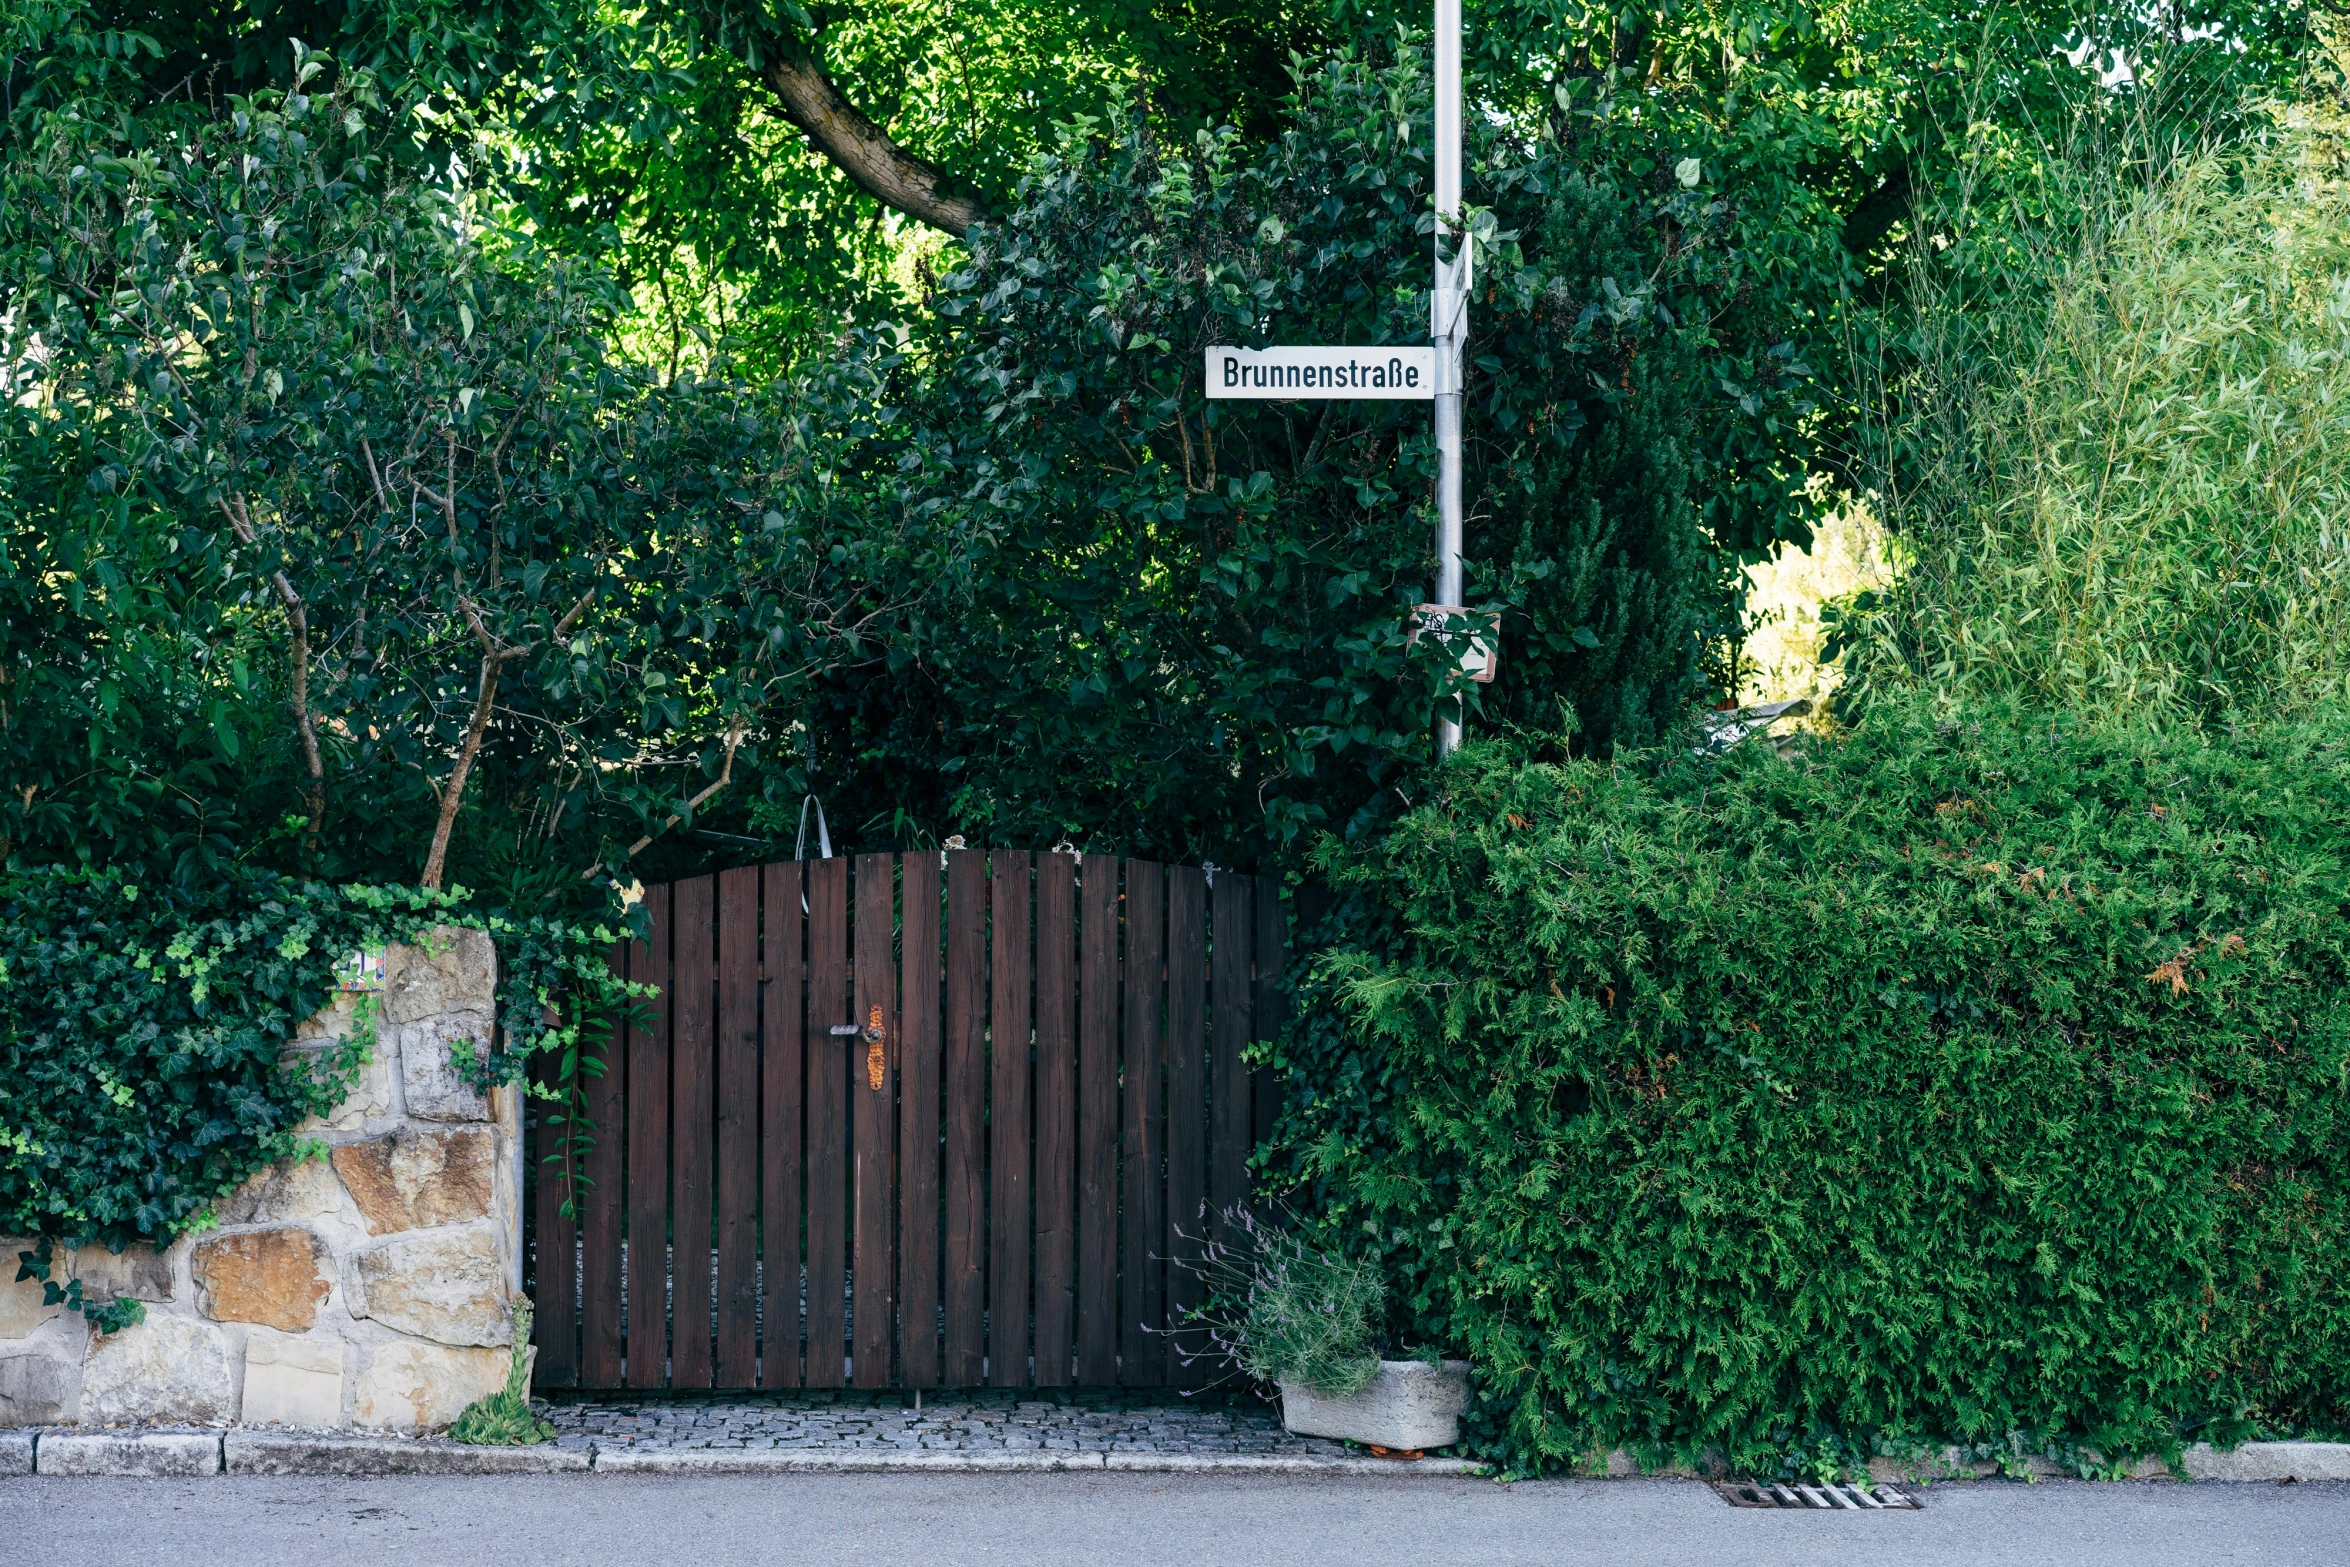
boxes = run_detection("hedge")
[1272,708,2350,1476]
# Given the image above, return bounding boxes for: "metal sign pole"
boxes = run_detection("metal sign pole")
[1431,0,1466,759]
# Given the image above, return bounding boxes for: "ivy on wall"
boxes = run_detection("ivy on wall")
[0,868,632,1267]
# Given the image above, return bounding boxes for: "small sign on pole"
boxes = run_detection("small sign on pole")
[1205,345,1436,401]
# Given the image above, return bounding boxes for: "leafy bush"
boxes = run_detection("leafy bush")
[0,868,627,1253]
[1268,706,2350,1475]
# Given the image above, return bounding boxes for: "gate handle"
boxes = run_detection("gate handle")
[829,1010,887,1090]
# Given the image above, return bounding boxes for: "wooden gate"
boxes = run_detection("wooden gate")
[529,851,1287,1390]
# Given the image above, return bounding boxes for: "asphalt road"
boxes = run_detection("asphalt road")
[12,1472,2347,1566]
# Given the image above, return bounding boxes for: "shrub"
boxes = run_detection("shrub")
[1268,706,2350,1475]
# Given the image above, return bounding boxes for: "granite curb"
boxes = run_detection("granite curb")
[224,1432,591,1475]
[6,1429,2344,1481]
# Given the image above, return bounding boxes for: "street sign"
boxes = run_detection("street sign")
[1205,345,1435,401]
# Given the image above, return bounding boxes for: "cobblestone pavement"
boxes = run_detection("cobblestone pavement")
[540,1390,1360,1459]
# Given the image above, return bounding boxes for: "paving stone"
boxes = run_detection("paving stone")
[0,1430,31,1476]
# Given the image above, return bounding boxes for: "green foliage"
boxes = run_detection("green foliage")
[1842,112,2350,727]
[764,49,1737,858]
[1174,1207,1388,1395]
[1270,705,2350,1475]
[0,866,629,1254]
[448,1295,555,1445]
[14,1238,148,1335]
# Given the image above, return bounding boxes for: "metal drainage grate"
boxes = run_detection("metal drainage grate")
[1713,1480,1920,1510]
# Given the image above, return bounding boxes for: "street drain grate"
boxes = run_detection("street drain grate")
[1713,1480,1920,1510]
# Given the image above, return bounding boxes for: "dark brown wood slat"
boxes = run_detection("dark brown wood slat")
[1030,851,1077,1387]
[669,875,718,1388]
[1208,873,1254,1228]
[941,849,987,1386]
[759,861,806,1388]
[579,938,627,1386]
[897,851,943,1388]
[1251,877,1288,1152]
[714,867,761,1386]
[1073,857,1120,1386]
[624,884,671,1388]
[804,856,851,1388]
[1119,860,1166,1387]
[987,851,1034,1386]
[851,853,898,1389]
[1164,866,1209,1386]
[531,1097,578,1387]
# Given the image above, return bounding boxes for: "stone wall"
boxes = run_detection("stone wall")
[0,928,522,1433]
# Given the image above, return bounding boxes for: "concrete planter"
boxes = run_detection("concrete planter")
[1280,1359,1470,1450]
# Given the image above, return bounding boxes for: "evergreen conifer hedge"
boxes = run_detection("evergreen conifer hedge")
[1275,708,2350,1475]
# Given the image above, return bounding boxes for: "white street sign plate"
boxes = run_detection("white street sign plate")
[1206,345,1435,400]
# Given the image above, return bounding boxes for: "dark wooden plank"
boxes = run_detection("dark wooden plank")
[897,851,943,1388]
[1119,859,1166,1387]
[1031,851,1077,1387]
[1164,865,1209,1386]
[759,861,806,1388]
[531,1096,578,1388]
[624,884,671,1388]
[668,874,717,1388]
[851,853,898,1388]
[714,867,761,1386]
[1251,878,1288,1152]
[1074,856,1120,1386]
[804,856,851,1388]
[941,849,988,1385]
[579,939,627,1387]
[1209,873,1254,1229]
[987,851,1034,1386]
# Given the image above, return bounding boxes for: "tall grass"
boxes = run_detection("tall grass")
[1844,71,2350,724]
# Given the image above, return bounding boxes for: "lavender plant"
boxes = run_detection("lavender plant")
[1174,1208,1386,1398]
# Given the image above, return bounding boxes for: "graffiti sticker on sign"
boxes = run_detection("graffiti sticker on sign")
[1206,345,1436,400]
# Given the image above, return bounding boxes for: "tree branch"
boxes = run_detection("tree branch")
[759,42,986,235]
[420,654,500,891]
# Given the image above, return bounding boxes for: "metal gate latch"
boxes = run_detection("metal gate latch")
[862,1006,886,1090]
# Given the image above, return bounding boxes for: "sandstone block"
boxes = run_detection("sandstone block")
[351,1230,509,1345]
[241,1332,347,1428]
[398,1014,494,1122]
[0,1348,80,1423]
[352,1341,508,1432]
[0,1238,59,1337]
[295,989,369,1042]
[63,1240,175,1303]
[216,1154,347,1226]
[80,1312,233,1424]
[382,927,498,1025]
[289,1041,395,1132]
[192,1227,334,1332]
[39,1431,221,1476]
[334,1128,495,1234]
